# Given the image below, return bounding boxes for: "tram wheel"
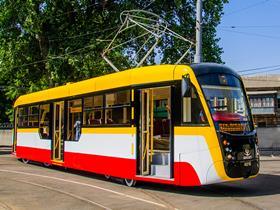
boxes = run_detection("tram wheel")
[22,158,29,164]
[43,162,51,167]
[104,174,111,180]
[124,179,136,187]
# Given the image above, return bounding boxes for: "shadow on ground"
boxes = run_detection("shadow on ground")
[137,173,280,198]
[46,164,280,198]
[65,166,280,198]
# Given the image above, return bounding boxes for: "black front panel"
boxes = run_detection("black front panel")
[219,131,260,178]
[226,159,259,178]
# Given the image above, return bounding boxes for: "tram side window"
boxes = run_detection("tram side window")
[105,90,131,125]
[28,105,39,127]
[67,99,82,141]
[39,104,50,139]
[18,107,28,127]
[182,86,207,125]
[83,95,103,126]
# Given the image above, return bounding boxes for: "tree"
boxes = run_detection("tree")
[0,0,228,122]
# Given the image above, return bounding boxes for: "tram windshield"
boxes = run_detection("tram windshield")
[197,73,253,133]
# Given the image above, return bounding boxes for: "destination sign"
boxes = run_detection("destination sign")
[219,122,246,132]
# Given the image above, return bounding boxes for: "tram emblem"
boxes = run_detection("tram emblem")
[243,148,252,160]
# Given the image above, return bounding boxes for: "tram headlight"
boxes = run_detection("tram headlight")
[227,154,232,160]
[223,139,229,146]
[222,139,234,161]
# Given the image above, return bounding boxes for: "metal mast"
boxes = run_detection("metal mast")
[194,0,203,63]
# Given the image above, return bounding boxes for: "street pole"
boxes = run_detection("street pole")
[194,0,202,63]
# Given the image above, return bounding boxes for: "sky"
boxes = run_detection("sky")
[216,0,280,75]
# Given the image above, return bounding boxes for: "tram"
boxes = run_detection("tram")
[13,63,259,187]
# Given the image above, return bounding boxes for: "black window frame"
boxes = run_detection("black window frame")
[38,103,51,140]
[66,98,83,141]
[104,90,131,126]
[16,87,133,130]
[28,105,39,128]
[83,95,104,127]
[17,106,30,128]
[82,89,132,128]
[181,83,209,127]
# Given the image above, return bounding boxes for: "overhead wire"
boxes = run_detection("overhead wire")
[224,0,271,16]
[49,3,97,18]
[48,26,118,42]
[241,67,280,76]
[238,64,280,73]
[2,26,120,69]
[3,1,278,74]
[141,0,155,10]
[220,29,280,40]
[11,43,97,70]
[220,0,280,76]
[219,25,280,29]
[242,78,280,83]
[0,2,98,32]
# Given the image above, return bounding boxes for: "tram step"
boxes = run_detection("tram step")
[151,164,170,178]
[152,152,170,165]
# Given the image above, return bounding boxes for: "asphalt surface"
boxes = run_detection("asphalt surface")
[0,147,279,210]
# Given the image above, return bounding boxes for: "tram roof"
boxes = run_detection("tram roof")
[191,63,241,79]
[14,63,240,107]
[14,64,191,107]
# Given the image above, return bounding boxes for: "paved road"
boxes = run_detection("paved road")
[0,148,279,210]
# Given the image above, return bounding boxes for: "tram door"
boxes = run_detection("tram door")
[138,86,172,178]
[140,89,154,175]
[52,101,64,162]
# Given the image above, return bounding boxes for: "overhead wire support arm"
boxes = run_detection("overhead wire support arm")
[109,32,150,52]
[175,45,193,65]
[101,10,194,72]
[102,15,129,55]
[102,55,120,72]
[138,38,160,67]
[134,34,154,61]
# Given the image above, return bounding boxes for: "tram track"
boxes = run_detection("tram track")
[0,200,12,210]
[136,188,178,210]
[0,167,265,210]
[6,178,111,210]
[1,155,279,210]
[0,169,167,209]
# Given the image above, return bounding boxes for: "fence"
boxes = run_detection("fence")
[0,123,13,129]
[257,127,280,155]
[0,129,12,146]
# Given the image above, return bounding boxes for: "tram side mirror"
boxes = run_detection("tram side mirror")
[182,75,191,97]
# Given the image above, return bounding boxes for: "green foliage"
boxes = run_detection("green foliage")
[0,0,228,122]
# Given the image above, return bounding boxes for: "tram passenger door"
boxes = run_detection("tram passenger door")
[138,87,172,178]
[140,89,153,175]
[52,101,64,162]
